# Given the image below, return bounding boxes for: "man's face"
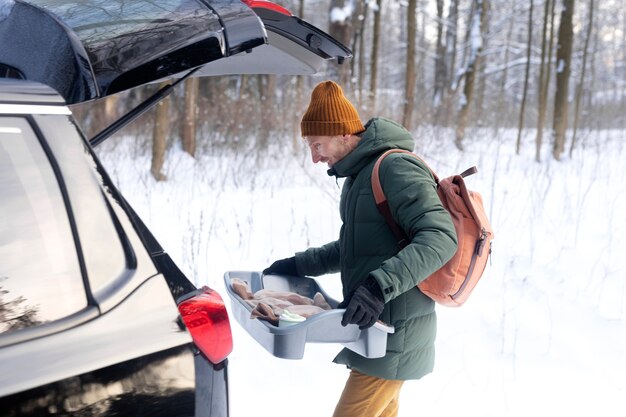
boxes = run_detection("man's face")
[305,135,352,168]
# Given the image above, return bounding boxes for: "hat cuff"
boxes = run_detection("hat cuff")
[301,120,365,137]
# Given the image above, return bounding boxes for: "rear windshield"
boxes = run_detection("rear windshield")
[27,0,221,65]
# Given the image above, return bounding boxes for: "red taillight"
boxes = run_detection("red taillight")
[178,286,233,364]
[242,0,292,16]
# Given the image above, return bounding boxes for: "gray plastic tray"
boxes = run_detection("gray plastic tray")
[224,271,394,360]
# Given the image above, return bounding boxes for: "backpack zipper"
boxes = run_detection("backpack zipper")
[451,228,488,300]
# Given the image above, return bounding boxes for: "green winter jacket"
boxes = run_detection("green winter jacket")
[294,117,458,380]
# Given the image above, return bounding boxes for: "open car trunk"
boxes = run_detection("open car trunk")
[0,0,351,105]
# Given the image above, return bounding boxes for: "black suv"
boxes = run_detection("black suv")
[0,1,349,416]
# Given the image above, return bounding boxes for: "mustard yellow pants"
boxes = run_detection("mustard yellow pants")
[332,370,405,417]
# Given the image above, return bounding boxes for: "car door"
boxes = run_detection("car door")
[196,0,352,76]
[0,82,200,416]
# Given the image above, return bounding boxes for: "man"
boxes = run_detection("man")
[264,80,457,417]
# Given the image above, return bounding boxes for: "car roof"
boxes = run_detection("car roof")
[0,78,65,105]
[0,0,267,104]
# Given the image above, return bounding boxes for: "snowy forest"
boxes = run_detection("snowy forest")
[83,2,625,415]
[72,0,624,175]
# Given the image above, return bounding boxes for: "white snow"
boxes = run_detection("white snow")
[98,125,626,417]
[366,0,380,13]
[330,1,355,24]
[470,8,483,54]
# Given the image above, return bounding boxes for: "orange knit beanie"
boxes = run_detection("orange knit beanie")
[301,81,365,137]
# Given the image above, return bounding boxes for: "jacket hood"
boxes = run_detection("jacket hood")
[328,117,414,178]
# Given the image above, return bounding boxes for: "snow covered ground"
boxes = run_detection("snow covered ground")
[98,126,626,417]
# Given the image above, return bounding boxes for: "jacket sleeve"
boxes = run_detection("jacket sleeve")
[294,239,341,277]
[369,155,458,302]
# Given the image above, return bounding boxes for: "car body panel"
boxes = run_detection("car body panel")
[197,7,352,76]
[251,6,352,61]
[0,344,198,416]
[0,79,66,105]
[0,275,191,398]
[199,29,334,76]
[0,81,229,416]
[0,0,350,104]
[0,0,266,104]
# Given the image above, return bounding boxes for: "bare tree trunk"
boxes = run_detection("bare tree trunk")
[87,100,108,138]
[455,0,486,150]
[497,0,516,129]
[619,13,626,128]
[182,77,198,157]
[256,74,275,147]
[587,10,599,130]
[433,0,446,110]
[416,3,427,110]
[443,0,459,128]
[516,0,534,155]
[403,0,417,130]
[552,0,575,161]
[536,0,556,162]
[73,95,119,139]
[104,95,119,125]
[357,5,368,109]
[369,0,382,111]
[474,0,490,126]
[569,0,594,157]
[329,0,353,85]
[151,82,169,181]
[350,0,367,105]
[357,7,367,105]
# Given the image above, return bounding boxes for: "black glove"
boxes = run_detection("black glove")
[263,257,298,276]
[340,276,385,330]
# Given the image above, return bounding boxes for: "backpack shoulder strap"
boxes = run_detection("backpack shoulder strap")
[371,149,430,249]
[372,149,481,252]
[372,149,439,206]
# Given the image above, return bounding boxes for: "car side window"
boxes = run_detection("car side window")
[0,117,87,336]
[35,115,130,302]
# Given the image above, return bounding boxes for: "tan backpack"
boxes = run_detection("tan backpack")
[371,149,494,307]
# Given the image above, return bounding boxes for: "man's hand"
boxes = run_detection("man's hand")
[263,257,298,276]
[340,276,384,330]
